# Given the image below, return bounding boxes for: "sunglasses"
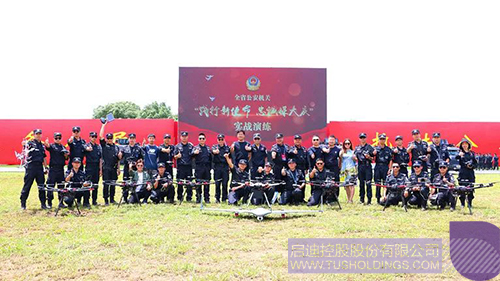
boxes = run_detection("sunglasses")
[316,162,324,165]
[414,166,422,168]
[254,138,261,140]
[313,139,319,141]
[73,131,79,133]
[90,136,97,138]
[199,137,205,140]
[439,166,447,169]
[344,142,351,145]
[218,138,224,141]
[54,137,61,140]
[392,166,400,168]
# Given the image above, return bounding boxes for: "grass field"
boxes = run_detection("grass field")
[1,172,500,281]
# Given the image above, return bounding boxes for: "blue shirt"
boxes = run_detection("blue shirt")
[143,144,159,170]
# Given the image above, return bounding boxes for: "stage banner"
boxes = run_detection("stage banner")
[0,119,176,165]
[328,121,500,154]
[178,67,327,147]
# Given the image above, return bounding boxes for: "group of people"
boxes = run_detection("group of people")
[20,124,481,212]
[476,153,499,170]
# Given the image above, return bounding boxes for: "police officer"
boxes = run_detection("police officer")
[143,134,159,178]
[405,160,430,210]
[249,133,267,179]
[307,135,324,169]
[271,133,289,193]
[193,133,212,203]
[323,135,341,200]
[494,154,499,170]
[307,158,328,206]
[84,131,102,206]
[150,162,174,203]
[227,158,251,205]
[159,134,175,176]
[252,162,276,205]
[67,126,86,170]
[478,153,485,170]
[392,135,410,176]
[431,161,456,211]
[174,131,194,202]
[122,133,144,181]
[212,134,231,203]
[407,129,431,172]
[487,154,493,170]
[280,159,305,205]
[230,130,252,170]
[43,132,69,209]
[456,138,477,208]
[99,122,122,205]
[354,133,375,205]
[287,135,308,176]
[379,163,408,207]
[429,132,450,179]
[64,157,90,208]
[373,134,392,204]
[20,129,48,210]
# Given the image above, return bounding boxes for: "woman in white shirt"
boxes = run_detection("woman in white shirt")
[339,139,357,203]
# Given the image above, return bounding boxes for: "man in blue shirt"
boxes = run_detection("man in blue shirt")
[143,133,160,178]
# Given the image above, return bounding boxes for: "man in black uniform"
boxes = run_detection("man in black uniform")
[392,135,410,176]
[307,135,324,169]
[379,163,408,207]
[84,131,102,206]
[43,132,69,209]
[271,133,289,193]
[494,154,499,170]
[431,161,456,211]
[407,129,431,172]
[354,133,375,205]
[307,158,328,206]
[174,131,194,202]
[64,157,91,208]
[405,160,430,210]
[150,163,174,203]
[373,134,393,204]
[212,134,231,203]
[487,154,493,170]
[478,154,484,170]
[429,132,450,179]
[249,133,267,179]
[159,134,175,177]
[280,159,305,205]
[20,129,48,210]
[67,126,86,170]
[230,130,251,171]
[227,158,251,205]
[122,133,144,181]
[252,162,276,205]
[99,122,122,205]
[287,135,308,176]
[193,133,212,203]
[322,135,341,200]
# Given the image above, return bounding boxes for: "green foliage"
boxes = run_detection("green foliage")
[92,101,141,119]
[139,101,177,120]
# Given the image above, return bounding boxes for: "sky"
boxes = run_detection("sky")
[0,1,499,122]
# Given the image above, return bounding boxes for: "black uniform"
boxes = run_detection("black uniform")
[408,140,430,172]
[374,145,392,203]
[279,168,305,205]
[174,142,194,201]
[122,144,144,180]
[150,171,173,203]
[307,146,324,170]
[251,171,275,205]
[20,140,47,208]
[45,143,67,207]
[64,168,87,207]
[84,142,101,205]
[354,143,374,204]
[323,145,341,200]
[287,145,309,175]
[487,154,493,170]
[193,144,212,203]
[212,144,230,202]
[100,139,120,203]
[271,143,289,192]
[392,146,410,176]
[232,140,251,165]
[68,137,86,169]
[494,155,499,170]
[431,173,456,209]
[429,142,450,179]
[159,143,175,175]
[407,171,430,209]
[307,168,328,206]
[250,144,267,178]
[228,167,250,204]
[457,151,477,207]
[382,172,408,207]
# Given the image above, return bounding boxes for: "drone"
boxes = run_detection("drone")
[38,181,96,216]
[175,177,221,205]
[104,180,157,207]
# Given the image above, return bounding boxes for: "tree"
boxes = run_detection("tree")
[139,101,177,120]
[92,101,141,119]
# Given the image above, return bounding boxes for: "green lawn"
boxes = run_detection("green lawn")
[1,173,499,280]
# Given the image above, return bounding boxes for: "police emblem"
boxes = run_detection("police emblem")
[246,75,261,91]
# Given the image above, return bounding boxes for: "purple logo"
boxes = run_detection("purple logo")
[450,221,500,281]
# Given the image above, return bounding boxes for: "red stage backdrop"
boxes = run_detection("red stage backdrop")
[178,67,327,147]
[328,121,500,153]
[0,119,176,165]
